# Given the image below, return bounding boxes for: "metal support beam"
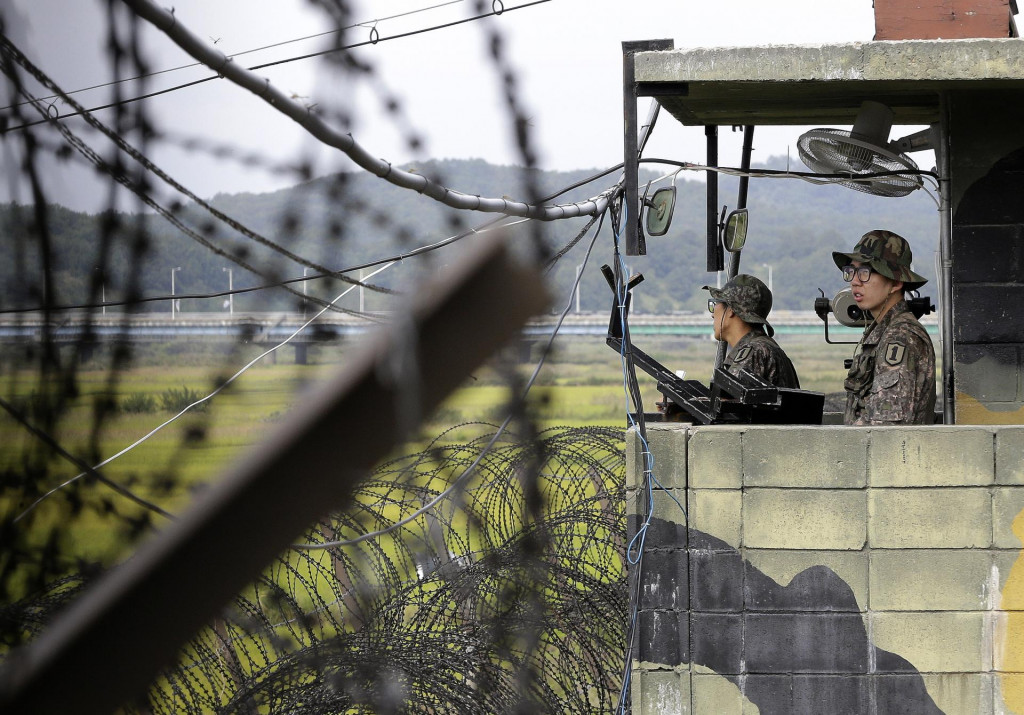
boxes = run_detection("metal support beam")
[715,125,755,371]
[0,237,549,714]
[937,95,955,423]
[622,39,674,256]
[706,125,722,272]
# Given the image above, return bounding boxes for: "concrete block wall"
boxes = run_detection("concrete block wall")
[626,423,1024,714]
[950,90,1024,424]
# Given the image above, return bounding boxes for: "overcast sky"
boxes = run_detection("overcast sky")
[3,0,880,211]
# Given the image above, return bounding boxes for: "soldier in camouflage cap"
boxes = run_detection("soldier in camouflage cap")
[832,229,928,290]
[702,274,800,389]
[833,230,936,425]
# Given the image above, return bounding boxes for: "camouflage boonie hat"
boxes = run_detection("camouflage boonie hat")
[702,274,775,337]
[832,230,928,291]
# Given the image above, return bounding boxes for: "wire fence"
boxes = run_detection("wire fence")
[0,1,635,711]
[8,424,627,713]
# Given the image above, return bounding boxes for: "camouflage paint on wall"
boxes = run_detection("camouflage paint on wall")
[628,424,1024,715]
[950,90,1024,425]
[633,517,941,713]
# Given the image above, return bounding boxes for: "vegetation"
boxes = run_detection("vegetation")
[0,157,939,317]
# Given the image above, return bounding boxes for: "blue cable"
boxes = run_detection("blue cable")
[611,212,688,713]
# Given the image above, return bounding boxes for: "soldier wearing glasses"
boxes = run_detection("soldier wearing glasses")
[703,274,800,389]
[834,230,936,425]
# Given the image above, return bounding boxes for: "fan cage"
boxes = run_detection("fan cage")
[797,128,923,198]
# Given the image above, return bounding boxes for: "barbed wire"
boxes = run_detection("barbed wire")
[4,424,627,713]
[0,1,635,711]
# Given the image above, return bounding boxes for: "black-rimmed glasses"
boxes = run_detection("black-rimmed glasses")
[707,299,720,314]
[842,265,874,283]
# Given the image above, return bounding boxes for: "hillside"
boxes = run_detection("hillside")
[0,157,939,315]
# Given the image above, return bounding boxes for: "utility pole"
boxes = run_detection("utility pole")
[303,268,311,319]
[171,267,181,319]
[222,267,233,315]
[575,264,583,314]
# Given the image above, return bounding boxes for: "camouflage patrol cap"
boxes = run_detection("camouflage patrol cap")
[832,230,928,291]
[702,274,775,337]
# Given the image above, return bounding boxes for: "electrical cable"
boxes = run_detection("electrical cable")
[292,210,608,551]
[85,0,608,223]
[610,205,652,714]
[10,260,397,524]
[0,151,933,317]
[0,151,617,317]
[8,197,593,522]
[0,215,532,315]
[1,0,552,135]
[0,38,383,316]
[0,395,176,523]
[0,0,475,113]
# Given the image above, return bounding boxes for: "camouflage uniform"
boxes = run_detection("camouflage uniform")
[704,274,801,389]
[843,301,936,425]
[726,328,801,389]
[833,230,936,425]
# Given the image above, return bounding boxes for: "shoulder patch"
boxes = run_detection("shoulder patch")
[883,341,906,366]
[733,346,752,362]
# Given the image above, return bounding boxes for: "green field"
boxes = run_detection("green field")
[0,332,853,583]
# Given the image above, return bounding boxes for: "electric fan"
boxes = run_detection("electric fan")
[797,100,929,198]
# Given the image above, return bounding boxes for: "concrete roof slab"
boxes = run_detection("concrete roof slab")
[634,38,1024,126]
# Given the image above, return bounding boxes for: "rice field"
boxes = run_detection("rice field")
[0,331,854,572]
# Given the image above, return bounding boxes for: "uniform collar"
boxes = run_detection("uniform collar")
[862,299,910,346]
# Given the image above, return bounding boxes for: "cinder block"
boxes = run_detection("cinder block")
[920,673,993,715]
[692,613,743,674]
[995,613,1024,678]
[644,424,689,490]
[688,426,743,489]
[744,612,870,673]
[792,675,869,715]
[638,609,688,667]
[869,550,992,611]
[744,550,868,613]
[743,489,867,550]
[952,225,1022,283]
[742,426,867,488]
[872,674,951,713]
[690,548,743,613]
[869,488,992,548]
[997,427,1024,485]
[640,549,689,610]
[955,284,1024,344]
[997,674,1024,715]
[691,672,748,714]
[633,668,691,715]
[994,550,1021,599]
[690,489,742,549]
[648,488,689,532]
[956,344,1021,404]
[870,612,986,673]
[994,487,1024,549]
[740,674,792,712]
[626,427,643,491]
[868,426,995,486]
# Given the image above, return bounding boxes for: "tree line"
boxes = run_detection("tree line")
[0,157,938,316]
